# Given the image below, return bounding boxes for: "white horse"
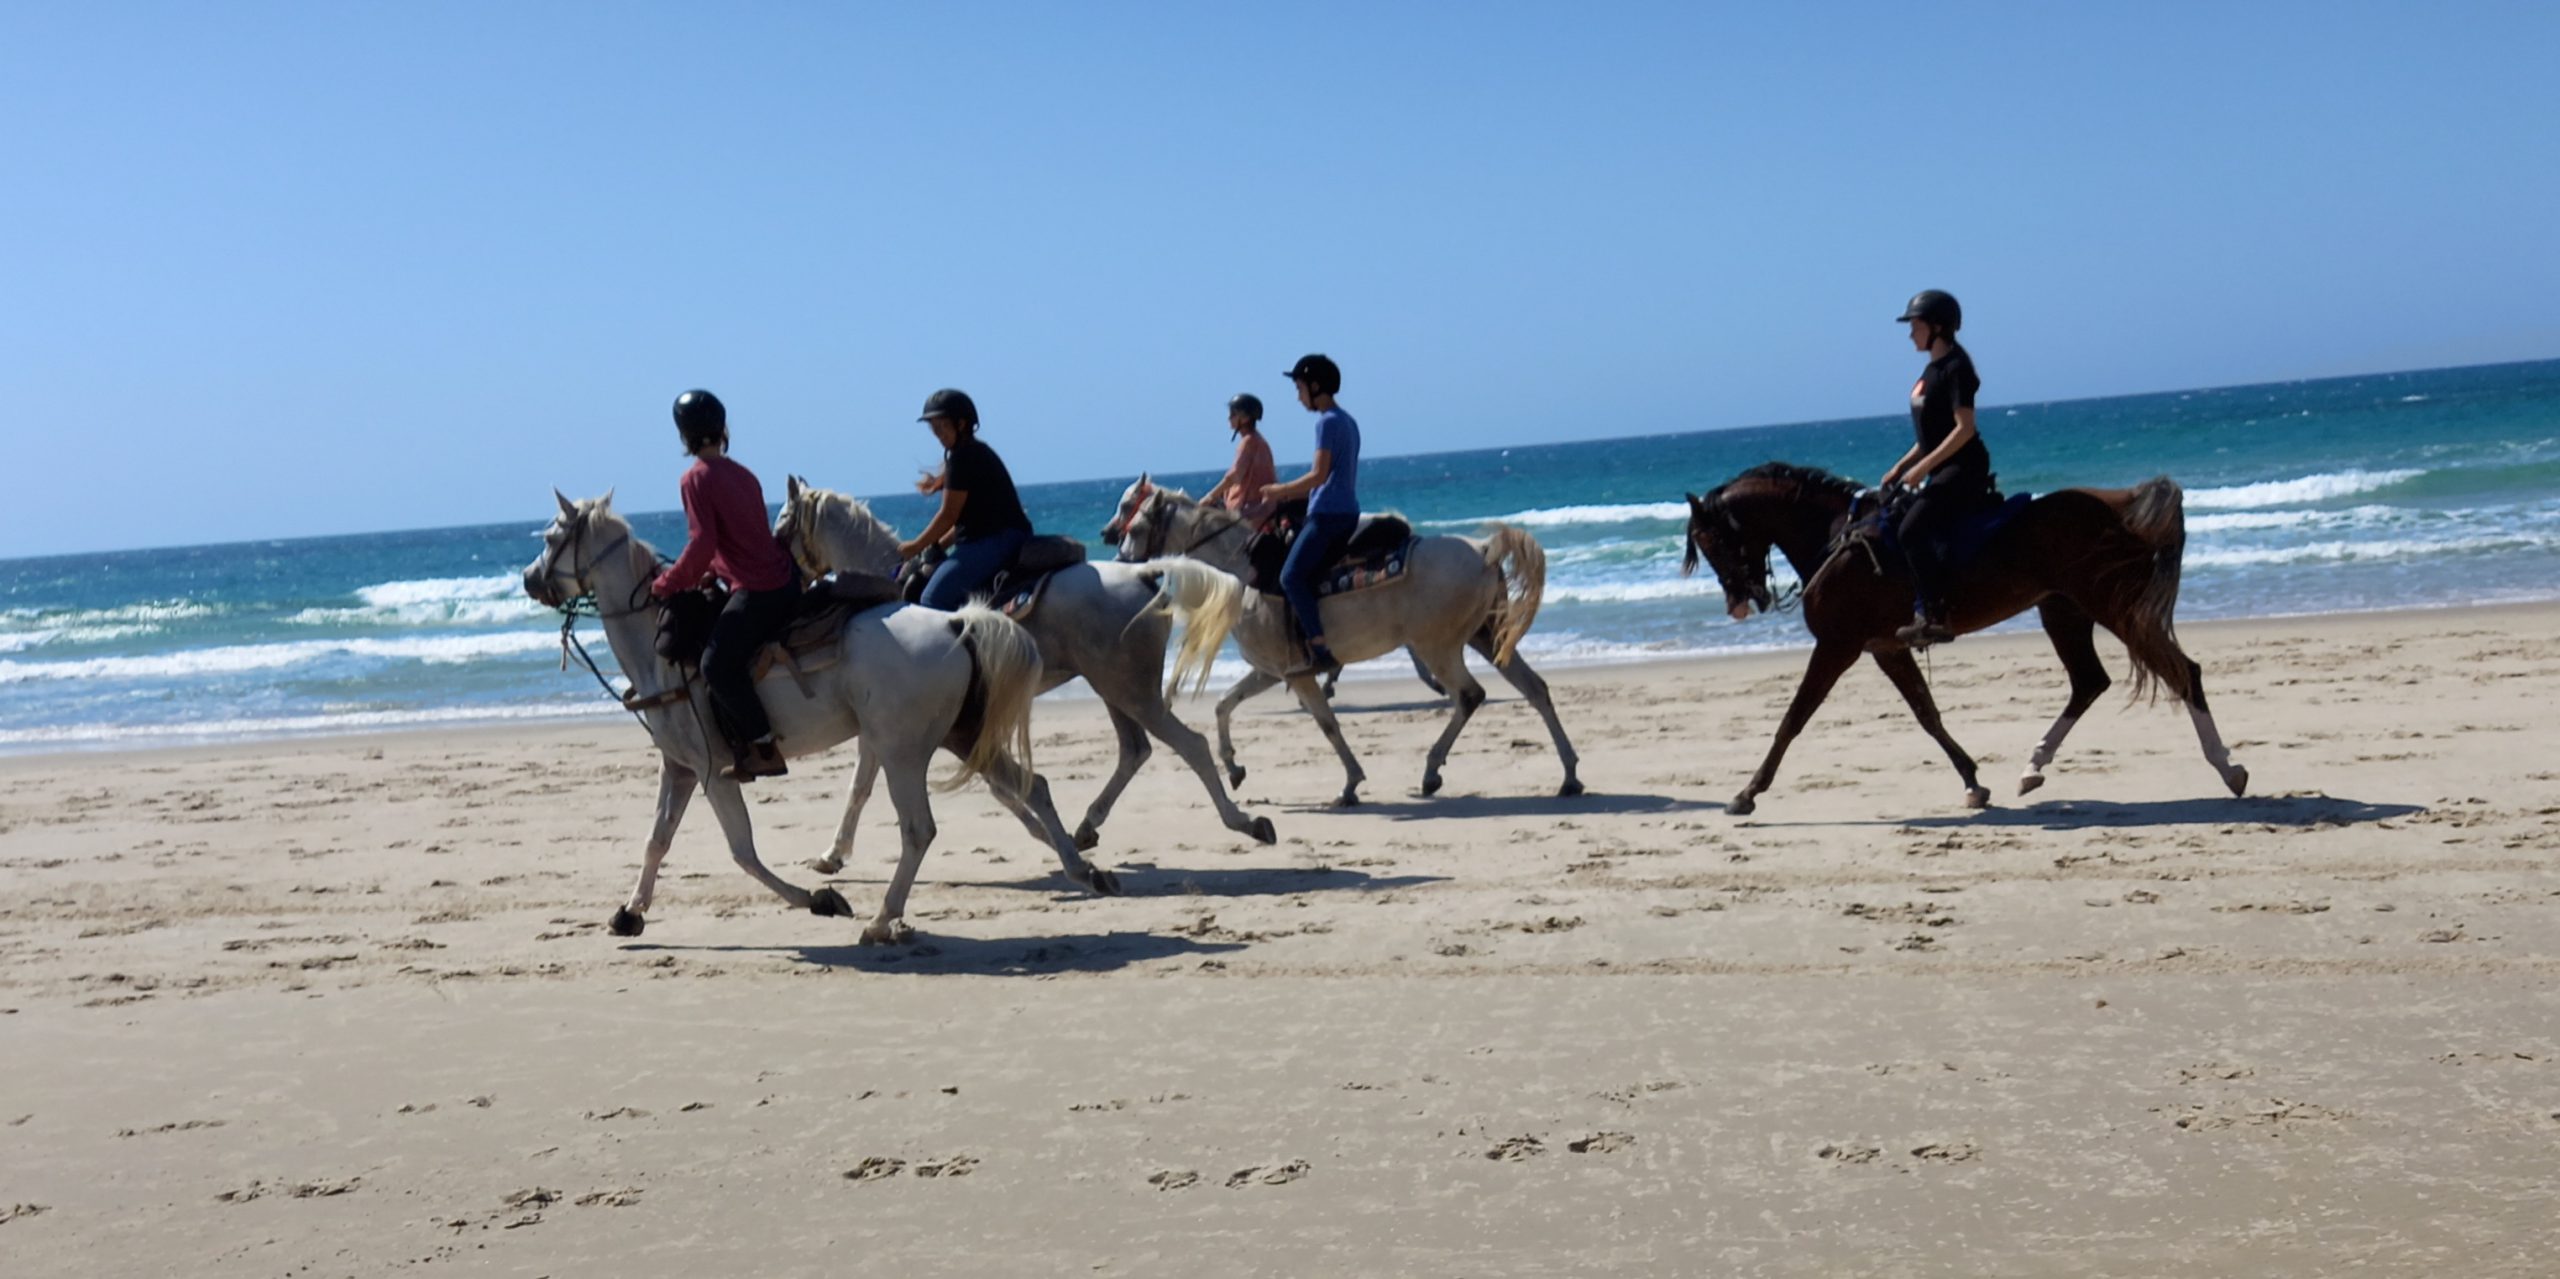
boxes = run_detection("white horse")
[522,491,1117,946]
[1102,476,1584,806]
[774,478,1269,864]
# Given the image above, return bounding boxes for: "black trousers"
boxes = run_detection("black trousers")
[703,580,799,748]
[1895,479,1995,613]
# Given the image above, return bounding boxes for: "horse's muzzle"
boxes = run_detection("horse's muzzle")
[1098,524,1122,547]
[522,563,560,608]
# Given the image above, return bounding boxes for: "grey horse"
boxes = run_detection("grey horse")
[774,477,1271,866]
[524,491,1116,946]
[1101,476,1584,806]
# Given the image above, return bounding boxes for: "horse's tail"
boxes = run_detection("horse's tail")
[949,604,1041,793]
[2117,476,2191,705]
[1480,524,1547,665]
[1143,557,1244,699]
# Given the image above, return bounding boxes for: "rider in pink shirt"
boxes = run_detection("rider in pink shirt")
[652,390,797,781]
[1202,393,1278,529]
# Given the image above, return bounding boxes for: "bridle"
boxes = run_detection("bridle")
[1688,483,1806,616]
[1124,490,1252,562]
[534,507,669,723]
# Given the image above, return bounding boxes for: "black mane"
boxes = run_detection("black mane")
[1726,461,1861,499]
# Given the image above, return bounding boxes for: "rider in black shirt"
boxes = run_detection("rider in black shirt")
[1880,289,1996,647]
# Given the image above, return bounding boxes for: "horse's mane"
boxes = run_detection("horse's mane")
[817,488,901,541]
[1727,461,1860,499]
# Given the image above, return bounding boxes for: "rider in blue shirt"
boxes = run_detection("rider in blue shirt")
[1260,353,1359,676]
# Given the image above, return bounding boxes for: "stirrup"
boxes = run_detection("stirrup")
[721,740,789,782]
[1895,614,1955,648]
[621,686,689,712]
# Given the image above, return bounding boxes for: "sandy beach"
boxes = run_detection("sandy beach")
[4,602,2556,1276]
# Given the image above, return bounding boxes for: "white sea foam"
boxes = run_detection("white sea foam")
[0,630,560,685]
[2185,533,2555,569]
[0,623,162,653]
[2185,469,2423,510]
[293,574,545,626]
[1422,502,1689,530]
[0,600,216,631]
[1545,579,1730,605]
[0,700,617,751]
[2185,505,2403,534]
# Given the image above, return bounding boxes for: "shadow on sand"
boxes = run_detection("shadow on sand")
[1282,790,1723,823]
[974,864,1447,898]
[623,929,1244,976]
[1897,793,2424,832]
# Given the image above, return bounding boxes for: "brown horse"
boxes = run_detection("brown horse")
[1682,463,2248,815]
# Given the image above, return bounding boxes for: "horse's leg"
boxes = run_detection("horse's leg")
[1416,643,1487,798]
[1468,628,1583,797]
[697,772,835,916]
[2018,600,2111,795]
[2180,658,2250,797]
[1730,640,1863,816]
[864,756,938,946]
[977,751,1121,895]
[1126,688,1276,844]
[1869,649,1989,809]
[811,738,880,874]
[1215,668,1282,789]
[1287,674,1369,807]
[611,756,698,937]
[1070,705,1152,852]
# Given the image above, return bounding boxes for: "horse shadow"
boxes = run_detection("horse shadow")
[622,929,1245,976]
[1283,790,1723,823]
[1898,793,2423,832]
[976,865,1447,898]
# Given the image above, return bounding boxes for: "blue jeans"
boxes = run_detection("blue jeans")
[1280,512,1359,649]
[920,527,1029,610]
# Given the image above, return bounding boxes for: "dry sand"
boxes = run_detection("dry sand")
[3,602,2557,1276]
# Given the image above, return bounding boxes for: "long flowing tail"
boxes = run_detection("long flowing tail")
[1480,524,1547,665]
[950,605,1042,792]
[1145,557,1244,698]
[2117,476,2191,704]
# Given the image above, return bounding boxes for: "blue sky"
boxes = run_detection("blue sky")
[5,2,2555,556]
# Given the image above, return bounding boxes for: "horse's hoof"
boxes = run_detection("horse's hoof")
[2224,765,2250,797]
[1227,765,1247,789]
[2017,773,2045,796]
[810,857,844,875]
[608,908,645,938]
[1333,791,1361,809]
[1964,787,1992,809]
[860,919,915,947]
[1247,816,1277,845]
[1420,773,1443,797]
[1085,866,1123,896]
[1728,793,1757,817]
[810,887,854,918]
[1073,823,1101,853]
[1558,778,1585,798]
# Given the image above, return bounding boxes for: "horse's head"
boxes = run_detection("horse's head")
[1682,489,1773,621]
[775,475,830,578]
[523,489,633,608]
[1099,473,1153,549]
[775,475,902,578]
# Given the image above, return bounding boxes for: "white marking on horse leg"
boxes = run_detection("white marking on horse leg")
[699,774,811,910]
[2187,703,2248,794]
[815,741,879,874]
[2019,714,2081,793]
[628,758,697,915]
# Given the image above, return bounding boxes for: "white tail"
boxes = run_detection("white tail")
[949,605,1042,792]
[1147,557,1245,698]
[1480,524,1547,664]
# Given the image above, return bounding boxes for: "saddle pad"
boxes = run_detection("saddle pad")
[1315,537,1416,598]
[995,569,1063,621]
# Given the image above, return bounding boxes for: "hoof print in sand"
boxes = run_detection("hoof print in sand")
[1815,1143,1881,1165]
[1909,1141,1980,1164]
[214,1177,361,1203]
[912,1155,978,1179]
[2,1203,50,1224]
[842,1157,905,1183]
[1147,1169,1200,1191]
[1225,1160,1309,1187]
[1485,1135,1545,1162]
[1567,1132,1634,1154]
[573,1187,642,1207]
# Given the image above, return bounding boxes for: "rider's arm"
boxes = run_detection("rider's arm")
[1263,449,1332,503]
[1881,442,1924,489]
[652,472,720,597]
[898,488,969,561]
[1904,407,1978,486]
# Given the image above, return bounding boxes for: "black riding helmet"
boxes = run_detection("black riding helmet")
[918,387,979,428]
[1228,393,1264,422]
[673,389,727,450]
[1284,353,1342,396]
[1895,290,1962,333]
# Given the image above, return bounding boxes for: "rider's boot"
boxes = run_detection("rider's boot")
[1282,639,1341,680]
[1894,602,1956,649]
[722,736,789,782]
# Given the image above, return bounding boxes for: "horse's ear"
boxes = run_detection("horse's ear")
[1685,492,1702,509]
[787,475,804,500]
[599,487,616,511]
[555,488,578,519]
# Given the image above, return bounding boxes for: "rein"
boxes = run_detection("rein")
[1142,496,1250,561]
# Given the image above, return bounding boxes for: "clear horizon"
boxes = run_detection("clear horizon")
[8,5,2556,558]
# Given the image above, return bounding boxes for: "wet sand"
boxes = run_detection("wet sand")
[3,603,2557,1276]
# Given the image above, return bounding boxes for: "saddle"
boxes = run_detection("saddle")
[895,534,1088,617]
[631,572,905,711]
[1835,487,2032,579]
[1244,512,1416,597]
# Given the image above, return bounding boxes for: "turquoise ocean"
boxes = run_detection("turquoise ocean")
[4,359,2556,754]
